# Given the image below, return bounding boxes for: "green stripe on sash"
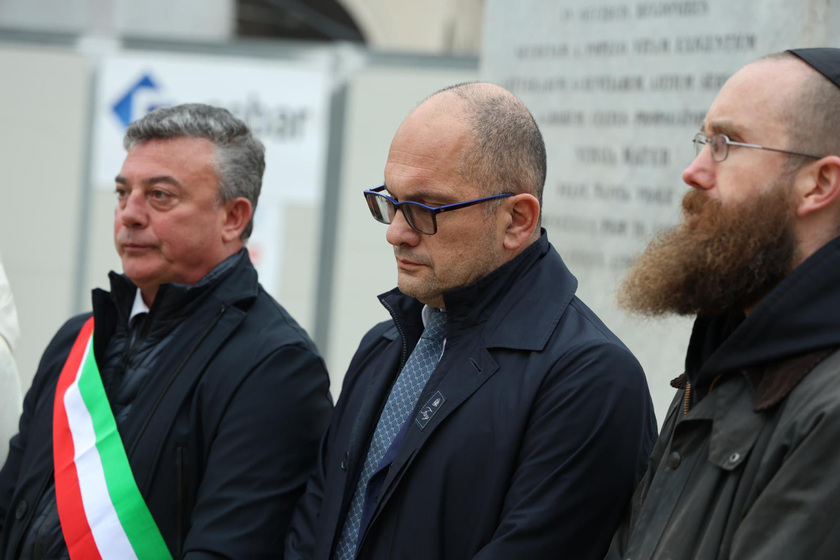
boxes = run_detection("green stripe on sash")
[76,340,172,559]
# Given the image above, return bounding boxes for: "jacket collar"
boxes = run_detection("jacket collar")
[673,345,837,411]
[103,249,258,328]
[684,235,840,405]
[742,347,836,410]
[378,230,578,352]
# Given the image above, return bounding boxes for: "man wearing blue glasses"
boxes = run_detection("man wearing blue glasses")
[609,48,840,560]
[286,82,656,559]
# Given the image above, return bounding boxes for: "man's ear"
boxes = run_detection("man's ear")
[797,156,840,218]
[502,193,541,251]
[222,197,253,243]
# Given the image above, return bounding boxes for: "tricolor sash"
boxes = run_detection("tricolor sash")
[53,317,172,559]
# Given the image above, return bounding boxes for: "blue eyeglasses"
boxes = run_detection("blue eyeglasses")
[364,185,513,235]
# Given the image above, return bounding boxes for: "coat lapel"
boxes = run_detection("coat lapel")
[362,239,576,535]
[370,342,500,525]
[358,236,577,545]
[344,327,404,462]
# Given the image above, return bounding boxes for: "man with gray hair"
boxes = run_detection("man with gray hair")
[0,104,332,559]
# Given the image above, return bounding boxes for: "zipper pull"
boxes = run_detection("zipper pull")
[682,380,692,415]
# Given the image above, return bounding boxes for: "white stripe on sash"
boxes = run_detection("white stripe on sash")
[63,338,138,559]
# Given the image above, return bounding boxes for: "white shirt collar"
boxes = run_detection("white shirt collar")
[129,289,150,322]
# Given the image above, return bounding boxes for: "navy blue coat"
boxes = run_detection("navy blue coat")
[286,233,656,559]
[0,252,333,559]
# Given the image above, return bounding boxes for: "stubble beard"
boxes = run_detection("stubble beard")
[395,216,500,308]
[397,267,443,308]
[618,181,798,317]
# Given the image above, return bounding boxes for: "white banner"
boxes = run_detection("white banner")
[91,51,331,295]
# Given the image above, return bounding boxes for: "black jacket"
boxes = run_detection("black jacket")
[0,251,332,559]
[607,236,840,560]
[286,233,656,560]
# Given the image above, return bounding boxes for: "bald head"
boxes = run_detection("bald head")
[421,83,547,211]
[757,52,840,163]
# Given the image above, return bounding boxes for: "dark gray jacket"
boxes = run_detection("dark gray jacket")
[608,237,840,560]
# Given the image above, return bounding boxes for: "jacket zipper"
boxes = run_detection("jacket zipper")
[123,303,226,557]
[127,304,226,458]
[683,380,692,415]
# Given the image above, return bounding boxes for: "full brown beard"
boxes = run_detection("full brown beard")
[618,183,797,316]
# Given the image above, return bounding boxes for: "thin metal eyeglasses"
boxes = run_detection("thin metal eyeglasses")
[693,132,822,162]
[363,185,513,235]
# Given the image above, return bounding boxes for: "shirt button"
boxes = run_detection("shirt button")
[15,500,27,520]
[728,452,741,464]
[340,452,348,471]
[666,451,681,470]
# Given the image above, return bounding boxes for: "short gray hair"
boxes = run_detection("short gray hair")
[434,83,547,214]
[124,103,265,239]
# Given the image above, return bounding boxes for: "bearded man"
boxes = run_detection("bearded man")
[608,48,840,560]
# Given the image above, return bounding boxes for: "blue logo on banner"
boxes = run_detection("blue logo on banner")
[112,74,169,128]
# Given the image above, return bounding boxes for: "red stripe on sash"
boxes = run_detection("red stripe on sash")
[53,317,103,560]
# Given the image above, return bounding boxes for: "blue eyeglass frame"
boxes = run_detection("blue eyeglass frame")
[363,185,514,235]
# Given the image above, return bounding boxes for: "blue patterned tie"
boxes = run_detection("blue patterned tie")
[334,308,447,559]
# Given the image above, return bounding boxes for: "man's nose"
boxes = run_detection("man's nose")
[118,191,149,228]
[682,150,715,192]
[385,207,421,247]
